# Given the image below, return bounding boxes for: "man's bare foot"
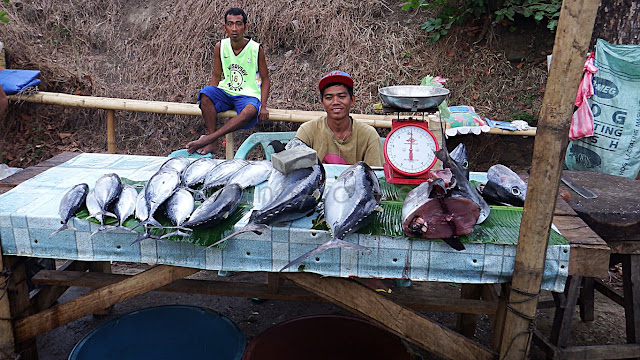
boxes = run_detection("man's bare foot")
[186,135,211,154]
[196,141,219,155]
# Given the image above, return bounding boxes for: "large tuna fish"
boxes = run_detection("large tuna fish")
[183,184,243,229]
[161,188,195,239]
[281,162,379,272]
[227,160,273,189]
[50,183,89,237]
[481,164,527,207]
[401,178,477,250]
[208,162,326,248]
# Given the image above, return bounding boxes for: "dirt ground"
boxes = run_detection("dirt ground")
[33,262,628,360]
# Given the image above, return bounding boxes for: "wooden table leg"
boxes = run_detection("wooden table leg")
[0,256,38,360]
[622,254,640,359]
[579,277,595,322]
[491,283,510,353]
[456,284,482,338]
[549,275,582,348]
[88,261,113,315]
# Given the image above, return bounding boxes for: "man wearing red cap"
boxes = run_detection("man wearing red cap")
[186,8,270,156]
[295,71,384,167]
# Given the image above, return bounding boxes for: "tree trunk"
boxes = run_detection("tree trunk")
[590,0,640,49]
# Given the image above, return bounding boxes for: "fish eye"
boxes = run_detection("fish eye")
[463,160,469,168]
[511,187,521,196]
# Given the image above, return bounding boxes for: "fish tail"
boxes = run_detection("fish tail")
[49,223,75,237]
[130,231,161,245]
[131,216,162,231]
[280,239,370,272]
[206,224,270,249]
[443,237,466,251]
[160,230,192,239]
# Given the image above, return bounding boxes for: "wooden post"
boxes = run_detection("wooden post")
[0,254,19,359]
[498,1,600,359]
[106,109,116,153]
[225,133,234,160]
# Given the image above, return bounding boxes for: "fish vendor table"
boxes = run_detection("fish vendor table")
[0,153,610,360]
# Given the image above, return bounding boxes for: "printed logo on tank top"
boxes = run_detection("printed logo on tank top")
[227,63,248,92]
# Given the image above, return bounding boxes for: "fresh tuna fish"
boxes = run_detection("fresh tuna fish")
[181,158,217,189]
[227,160,273,189]
[85,190,103,226]
[108,184,138,232]
[158,156,191,175]
[131,169,181,244]
[50,183,89,237]
[183,184,243,229]
[135,184,148,222]
[436,143,490,224]
[209,162,326,248]
[93,173,123,219]
[144,170,181,225]
[161,188,195,238]
[401,178,477,250]
[481,164,527,207]
[200,159,250,194]
[281,162,379,272]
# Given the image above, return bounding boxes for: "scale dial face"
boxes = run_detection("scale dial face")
[384,123,439,176]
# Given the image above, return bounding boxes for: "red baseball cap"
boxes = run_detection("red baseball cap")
[318,71,354,92]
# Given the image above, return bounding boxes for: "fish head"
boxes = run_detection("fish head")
[449,143,470,180]
[484,164,527,206]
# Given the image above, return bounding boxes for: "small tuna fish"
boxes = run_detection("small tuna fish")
[85,190,103,225]
[209,162,326,248]
[481,164,527,207]
[158,156,191,175]
[181,158,218,189]
[227,160,273,189]
[50,183,89,237]
[281,162,379,272]
[135,184,148,222]
[161,188,195,238]
[104,184,138,233]
[93,173,123,220]
[183,184,243,229]
[131,169,181,244]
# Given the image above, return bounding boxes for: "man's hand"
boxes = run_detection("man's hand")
[258,107,269,122]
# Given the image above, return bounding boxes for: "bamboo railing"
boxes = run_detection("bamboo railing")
[8,91,537,156]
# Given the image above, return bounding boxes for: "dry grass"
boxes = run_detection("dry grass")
[0,0,550,167]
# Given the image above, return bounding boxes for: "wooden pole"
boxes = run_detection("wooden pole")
[225,133,234,160]
[498,1,600,359]
[106,109,116,153]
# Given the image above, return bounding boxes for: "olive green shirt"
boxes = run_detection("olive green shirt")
[295,115,384,167]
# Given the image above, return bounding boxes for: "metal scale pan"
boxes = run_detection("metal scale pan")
[378,86,449,112]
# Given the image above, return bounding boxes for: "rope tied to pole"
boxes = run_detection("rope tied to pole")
[502,286,540,360]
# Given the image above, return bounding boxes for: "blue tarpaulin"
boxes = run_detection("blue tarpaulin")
[0,69,41,94]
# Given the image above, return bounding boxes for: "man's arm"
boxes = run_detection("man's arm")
[257,45,270,121]
[208,42,223,86]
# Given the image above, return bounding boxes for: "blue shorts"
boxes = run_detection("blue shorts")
[198,86,260,129]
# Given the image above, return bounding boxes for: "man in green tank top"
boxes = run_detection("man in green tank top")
[186,8,270,156]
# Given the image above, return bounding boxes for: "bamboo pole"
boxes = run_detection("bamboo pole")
[498,1,600,359]
[225,133,234,160]
[106,109,116,153]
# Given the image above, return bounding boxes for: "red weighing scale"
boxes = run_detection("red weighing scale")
[379,85,450,185]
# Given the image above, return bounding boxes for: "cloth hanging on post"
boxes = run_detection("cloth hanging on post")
[568,52,597,141]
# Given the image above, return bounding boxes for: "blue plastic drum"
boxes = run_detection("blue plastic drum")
[69,305,245,360]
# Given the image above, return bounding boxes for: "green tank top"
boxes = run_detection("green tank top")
[218,38,262,98]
